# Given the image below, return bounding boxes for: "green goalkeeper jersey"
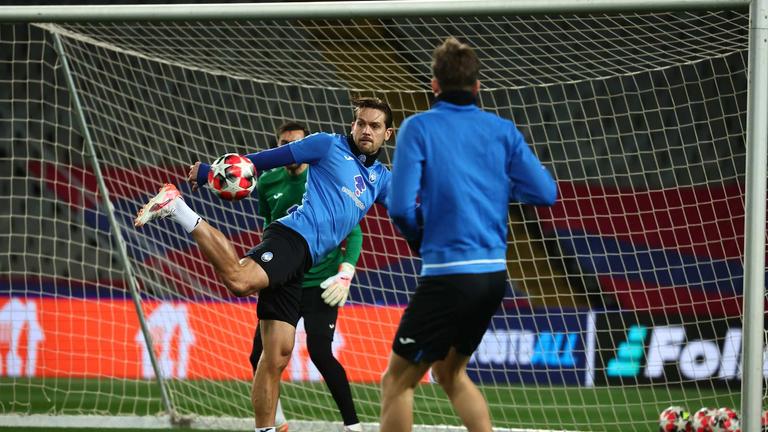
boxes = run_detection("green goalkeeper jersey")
[257,167,363,288]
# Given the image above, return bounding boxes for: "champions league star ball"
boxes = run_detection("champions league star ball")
[659,406,691,432]
[691,408,718,432]
[207,153,257,201]
[714,407,740,432]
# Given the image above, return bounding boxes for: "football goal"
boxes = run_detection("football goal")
[0,1,766,431]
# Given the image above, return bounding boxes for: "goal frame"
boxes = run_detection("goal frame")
[0,0,766,430]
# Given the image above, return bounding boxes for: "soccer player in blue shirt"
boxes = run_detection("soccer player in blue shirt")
[382,37,557,432]
[134,98,393,432]
[251,121,364,432]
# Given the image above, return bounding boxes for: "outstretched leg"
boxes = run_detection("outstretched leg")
[134,183,269,296]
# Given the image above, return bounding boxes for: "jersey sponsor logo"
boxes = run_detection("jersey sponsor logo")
[271,192,283,200]
[343,155,355,161]
[369,171,377,183]
[260,252,274,262]
[328,323,335,329]
[357,154,366,163]
[341,187,365,210]
[399,337,416,345]
[353,175,366,197]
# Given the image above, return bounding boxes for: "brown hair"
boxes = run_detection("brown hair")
[275,121,309,140]
[352,97,393,129]
[432,37,480,91]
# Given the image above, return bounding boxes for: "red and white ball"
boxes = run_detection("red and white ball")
[691,408,717,432]
[207,153,257,201]
[659,406,691,432]
[714,407,740,432]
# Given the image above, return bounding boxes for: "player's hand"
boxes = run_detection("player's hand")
[188,161,201,192]
[320,262,355,307]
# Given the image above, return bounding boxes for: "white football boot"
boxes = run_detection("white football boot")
[134,183,181,227]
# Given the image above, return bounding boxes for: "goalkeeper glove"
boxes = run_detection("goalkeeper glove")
[320,262,355,307]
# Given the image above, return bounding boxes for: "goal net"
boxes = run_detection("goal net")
[0,8,754,432]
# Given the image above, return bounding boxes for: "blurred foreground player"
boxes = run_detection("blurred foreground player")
[382,37,557,432]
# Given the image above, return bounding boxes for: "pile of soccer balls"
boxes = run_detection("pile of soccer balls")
[658,406,757,432]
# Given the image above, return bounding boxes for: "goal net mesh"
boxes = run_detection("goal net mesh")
[0,10,751,431]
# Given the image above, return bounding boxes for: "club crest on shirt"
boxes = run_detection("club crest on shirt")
[260,252,273,262]
[369,171,377,183]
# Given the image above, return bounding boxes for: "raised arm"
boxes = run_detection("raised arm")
[188,133,334,190]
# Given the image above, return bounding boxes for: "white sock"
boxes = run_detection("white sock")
[172,198,202,233]
[344,423,362,431]
[255,428,275,432]
[275,399,286,424]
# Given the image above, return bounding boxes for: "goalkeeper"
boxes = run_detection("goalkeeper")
[250,121,363,432]
[134,97,393,432]
[382,38,557,432]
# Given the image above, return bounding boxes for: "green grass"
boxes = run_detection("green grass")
[0,430,245,432]
[0,378,739,431]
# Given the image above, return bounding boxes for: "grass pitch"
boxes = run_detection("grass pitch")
[0,378,739,431]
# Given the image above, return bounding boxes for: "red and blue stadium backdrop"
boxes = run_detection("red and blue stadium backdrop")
[538,181,746,317]
[3,164,753,383]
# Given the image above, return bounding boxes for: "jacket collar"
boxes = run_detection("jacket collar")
[434,90,476,106]
[347,134,380,167]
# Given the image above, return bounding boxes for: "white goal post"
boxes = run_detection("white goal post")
[0,1,767,431]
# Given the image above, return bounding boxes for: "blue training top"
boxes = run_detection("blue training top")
[388,99,557,276]
[198,133,390,265]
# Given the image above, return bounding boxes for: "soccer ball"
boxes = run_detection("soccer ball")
[207,153,257,200]
[659,406,691,432]
[714,407,740,432]
[691,408,717,432]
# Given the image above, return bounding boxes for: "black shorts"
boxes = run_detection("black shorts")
[246,222,312,326]
[249,286,339,369]
[392,271,506,364]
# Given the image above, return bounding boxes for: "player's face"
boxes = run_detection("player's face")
[277,129,307,172]
[351,108,393,155]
